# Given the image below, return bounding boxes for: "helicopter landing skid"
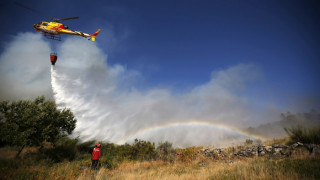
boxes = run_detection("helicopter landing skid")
[44,34,61,41]
[38,31,61,41]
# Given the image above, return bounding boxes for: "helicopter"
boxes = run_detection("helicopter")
[15,2,101,41]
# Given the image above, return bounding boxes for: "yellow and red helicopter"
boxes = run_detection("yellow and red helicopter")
[33,20,101,42]
[15,2,101,42]
[15,2,102,65]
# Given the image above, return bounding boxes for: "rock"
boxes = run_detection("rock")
[310,145,320,157]
[297,142,304,146]
[291,143,298,149]
[273,144,288,148]
[235,150,249,157]
[259,151,266,156]
[265,146,272,152]
[200,148,215,158]
[250,146,256,151]
[273,148,282,156]
[234,143,320,158]
[258,146,264,152]
[291,142,303,149]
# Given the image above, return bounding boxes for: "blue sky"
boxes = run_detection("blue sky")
[0,0,319,111]
[0,0,319,145]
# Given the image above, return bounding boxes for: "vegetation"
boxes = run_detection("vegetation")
[284,124,320,144]
[99,139,156,169]
[245,139,253,145]
[0,97,319,179]
[156,141,175,162]
[0,141,319,180]
[0,96,76,157]
[0,133,319,179]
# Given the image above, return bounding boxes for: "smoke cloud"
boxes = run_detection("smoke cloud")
[0,33,52,100]
[1,33,283,147]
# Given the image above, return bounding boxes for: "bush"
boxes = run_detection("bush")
[176,147,198,162]
[156,141,175,162]
[77,140,95,154]
[93,140,157,169]
[284,125,320,144]
[115,139,156,161]
[43,138,78,162]
[245,139,253,145]
[103,154,119,170]
[132,139,156,161]
[100,142,120,169]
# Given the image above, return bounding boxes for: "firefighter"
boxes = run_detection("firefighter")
[91,143,101,170]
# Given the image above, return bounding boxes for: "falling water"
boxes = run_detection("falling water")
[50,64,265,147]
[49,38,271,147]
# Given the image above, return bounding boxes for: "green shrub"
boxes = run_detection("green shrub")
[43,138,78,162]
[284,125,320,144]
[156,141,175,162]
[103,155,119,170]
[93,140,156,169]
[77,140,95,154]
[100,142,121,169]
[114,139,156,161]
[176,147,198,162]
[132,139,156,161]
[245,139,253,145]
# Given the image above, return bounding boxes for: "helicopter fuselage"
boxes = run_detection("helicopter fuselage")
[33,21,100,41]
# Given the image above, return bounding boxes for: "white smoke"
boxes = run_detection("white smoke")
[0,33,282,147]
[0,33,52,100]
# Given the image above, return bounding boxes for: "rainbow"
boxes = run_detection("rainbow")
[117,120,268,144]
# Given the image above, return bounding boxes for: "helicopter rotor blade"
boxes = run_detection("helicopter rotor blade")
[15,2,79,23]
[14,2,54,21]
[59,17,79,21]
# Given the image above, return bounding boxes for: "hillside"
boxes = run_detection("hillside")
[247,110,320,139]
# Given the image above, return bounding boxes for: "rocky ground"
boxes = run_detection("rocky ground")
[197,142,320,158]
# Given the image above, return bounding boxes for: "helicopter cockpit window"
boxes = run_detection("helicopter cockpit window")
[42,23,48,26]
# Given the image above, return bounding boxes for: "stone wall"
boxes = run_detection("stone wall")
[198,142,320,158]
[233,142,320,157]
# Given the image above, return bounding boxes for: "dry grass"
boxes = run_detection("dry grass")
[0,146,39,159]
[0,147,17,159]
[265,137,290,146]
[1,145,319,180]
[77,157,319,180]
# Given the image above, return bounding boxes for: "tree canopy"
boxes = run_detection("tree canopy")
[0,96,76,156]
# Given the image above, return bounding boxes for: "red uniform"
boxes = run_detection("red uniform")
[91,147,101,160]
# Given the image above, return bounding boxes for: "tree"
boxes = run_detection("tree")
[284,124,320,144]
[0,96,76,157]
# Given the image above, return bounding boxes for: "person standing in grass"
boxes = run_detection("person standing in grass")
[91,143,101,170]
